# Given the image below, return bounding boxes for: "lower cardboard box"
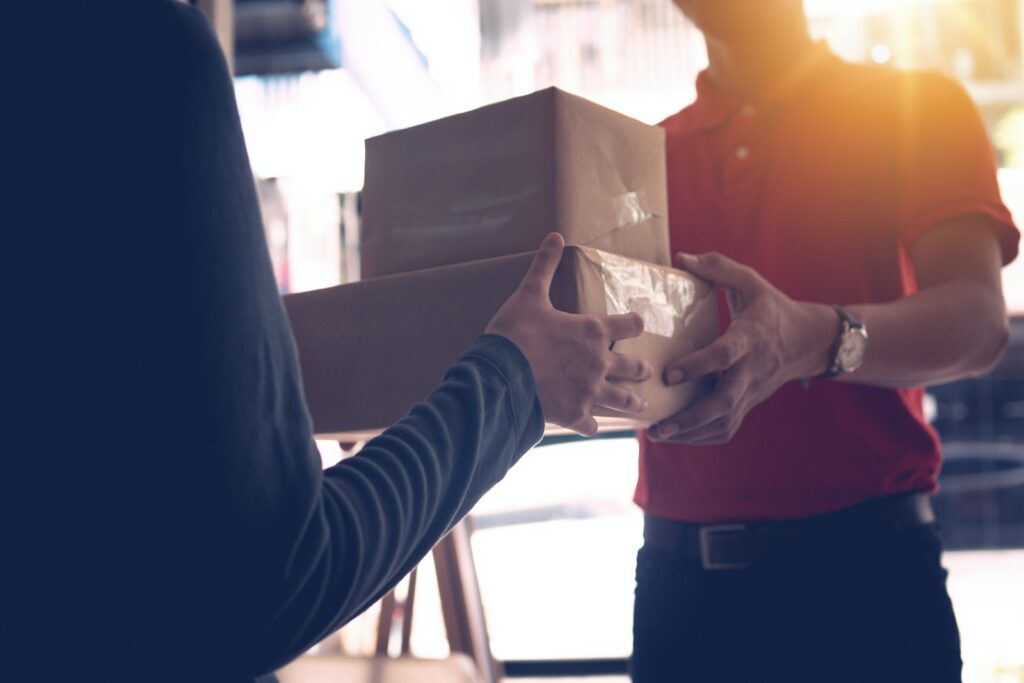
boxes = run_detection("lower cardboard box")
[283,246,718,441]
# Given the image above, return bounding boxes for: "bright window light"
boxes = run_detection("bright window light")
[871,44,892,64]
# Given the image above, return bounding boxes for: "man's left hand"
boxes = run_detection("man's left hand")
[650,252,837,444]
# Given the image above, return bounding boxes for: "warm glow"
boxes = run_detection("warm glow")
[807,0,972,17]
[805,0,901,16]
[870,44,892,64]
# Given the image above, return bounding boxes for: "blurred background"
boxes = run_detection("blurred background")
[213,0,1024,680]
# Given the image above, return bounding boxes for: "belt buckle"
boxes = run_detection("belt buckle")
[699,524,751,571]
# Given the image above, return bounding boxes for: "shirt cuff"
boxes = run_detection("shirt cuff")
[462,333,545,449]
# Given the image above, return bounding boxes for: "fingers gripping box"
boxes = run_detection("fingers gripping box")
[284,247,717,440]
[360,87,670,279]
[550,248,717,424]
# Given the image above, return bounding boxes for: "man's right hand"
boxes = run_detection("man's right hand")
[485,233,652,435]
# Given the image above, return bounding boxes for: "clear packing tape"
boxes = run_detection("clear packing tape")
[611,190,654,230]
[579,246,710,338]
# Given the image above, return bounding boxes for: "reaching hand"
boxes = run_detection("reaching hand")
[486,234,653,435]
[650,252,837,445]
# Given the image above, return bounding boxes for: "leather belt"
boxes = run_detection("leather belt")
[643,492,935,571]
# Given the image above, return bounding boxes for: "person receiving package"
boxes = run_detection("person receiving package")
[0,2,652,681]
[631,1,1020,682]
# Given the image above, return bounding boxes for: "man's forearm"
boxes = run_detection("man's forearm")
[797,218,1011,388]
[802,278,1009,387]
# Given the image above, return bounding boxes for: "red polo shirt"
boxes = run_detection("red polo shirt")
[636,44,1020,523]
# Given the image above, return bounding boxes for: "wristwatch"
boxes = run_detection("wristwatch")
[821,305,868,379]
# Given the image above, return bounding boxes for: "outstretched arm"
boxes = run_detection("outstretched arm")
[253,236,649,672]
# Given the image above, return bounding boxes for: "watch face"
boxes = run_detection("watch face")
[838,329,868,371]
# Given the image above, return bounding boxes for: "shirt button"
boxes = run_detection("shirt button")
[735,146,750,161]
[741,104,756,116]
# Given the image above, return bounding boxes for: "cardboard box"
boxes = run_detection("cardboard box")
[360,87,670,279]
[285,247,717,441]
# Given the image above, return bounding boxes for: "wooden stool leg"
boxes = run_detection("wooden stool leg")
[375,590,397,657]
[432,520,500,683]
[375,567,418,657]
[400,568,417,656]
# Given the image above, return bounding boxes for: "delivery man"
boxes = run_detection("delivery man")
[0,1,651,681]
[632,1,1020,682]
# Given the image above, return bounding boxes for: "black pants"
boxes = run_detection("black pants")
[631,520,962,683]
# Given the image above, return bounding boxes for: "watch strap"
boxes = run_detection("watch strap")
[820,305,864,380]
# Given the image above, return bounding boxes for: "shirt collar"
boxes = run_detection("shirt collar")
[687,41,838,131]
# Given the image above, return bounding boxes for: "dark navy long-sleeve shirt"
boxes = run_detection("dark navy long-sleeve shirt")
[0,2,544,680]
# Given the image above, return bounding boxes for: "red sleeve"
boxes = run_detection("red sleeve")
[896,72,1020,265]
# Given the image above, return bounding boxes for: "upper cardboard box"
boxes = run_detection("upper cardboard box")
[360,87,670,279]
[285,246,716,441]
